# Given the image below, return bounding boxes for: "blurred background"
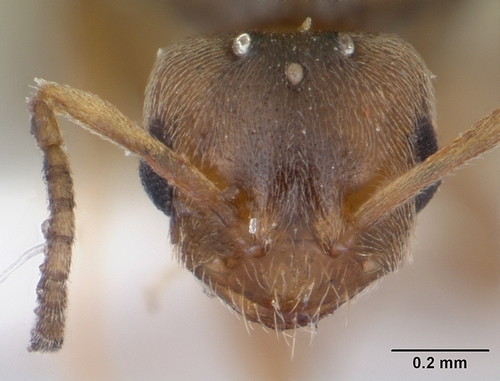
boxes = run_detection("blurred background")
[0,1,499,380]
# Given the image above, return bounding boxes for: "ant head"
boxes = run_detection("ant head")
[141,31,438,328]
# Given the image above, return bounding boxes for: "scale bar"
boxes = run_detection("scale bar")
[391,349,489,353]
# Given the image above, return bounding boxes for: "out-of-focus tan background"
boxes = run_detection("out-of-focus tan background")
[1,1,499,380]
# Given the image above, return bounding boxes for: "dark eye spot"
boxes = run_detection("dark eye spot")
[139,120,173,216]
[139,161,173,216]
[414,116,440,212]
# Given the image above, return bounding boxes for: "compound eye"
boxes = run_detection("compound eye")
[413,116,440,212]
[139,161,173,216]
[139,121,174,216]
